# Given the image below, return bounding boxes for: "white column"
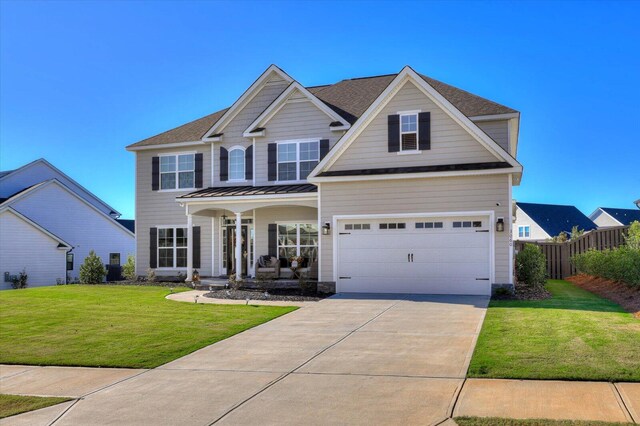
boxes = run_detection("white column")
[235,212,243,279]
[186,213,193,282]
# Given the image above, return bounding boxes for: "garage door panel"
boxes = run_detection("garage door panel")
[336,215,492,295]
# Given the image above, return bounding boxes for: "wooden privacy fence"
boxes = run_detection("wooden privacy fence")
[514,226,629,279]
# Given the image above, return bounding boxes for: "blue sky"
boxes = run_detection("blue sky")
[1,0,638,219]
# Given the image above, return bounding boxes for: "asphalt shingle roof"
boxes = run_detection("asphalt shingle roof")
[128,69,518,148]
[599,207,640,226]
[517,202,597,237]
[116,219,135,234]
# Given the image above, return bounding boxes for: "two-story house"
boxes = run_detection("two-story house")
[126,65,523,295]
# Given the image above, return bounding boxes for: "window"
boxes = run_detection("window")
[109,253,121,266]
[400,113,418,151]
[345,223,371,230]
[278,140,319,181]
[160,154,195,190]
[277,223,318,267]
[229,148,245,181]
[66,253,74,271]
[415,221,444,229]
[518,226,531,238]
[453,221,473,228]
[158,227,188,268]
[379,222,406,230]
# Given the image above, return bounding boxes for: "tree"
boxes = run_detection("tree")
[515,244,547,288]
[570,226,584,240]
[122,254,137,281]
[79,250,106,284]
[625,220,640,250]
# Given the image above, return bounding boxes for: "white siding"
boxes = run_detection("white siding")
[0,210,67,289]
[590,210,622,228]
[328,81,499,172]
[135,146,213,277]
[319,174,512,284]
[475,120,510,153]
[514,207,551,241]
[9,182,135,281]
[0,161,115,216]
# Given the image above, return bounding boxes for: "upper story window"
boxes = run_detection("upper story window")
[229,148,245,181]
[278,140,319,181]
[400,113,418,151]
[160,154,194,190]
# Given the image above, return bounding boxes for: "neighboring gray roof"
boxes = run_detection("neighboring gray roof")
[517,202,598,237]
[599,207,640,226]
[0,181,49,205]
[128,69,518,148]
[116,219,135,234]
[317,161,511,177]
[179,184,317,199]
[0,170,14,179]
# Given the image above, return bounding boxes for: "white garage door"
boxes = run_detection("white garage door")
[336,216,491,295]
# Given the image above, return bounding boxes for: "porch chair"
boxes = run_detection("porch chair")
[255,255,280,279]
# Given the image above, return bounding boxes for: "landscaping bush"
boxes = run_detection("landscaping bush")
[573,247,640,286]
[515,244,546,288]
[79,250,106,284]
[10,269,28,289]
[625,220,640,250]
[122,255,136,281]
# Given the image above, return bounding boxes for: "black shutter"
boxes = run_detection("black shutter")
[220,147,228,181]
[192,226,201,269]
[267,143,277,181]
[149,227,157,268]
[152,157,160,190]
[245,146,253,180]
[388,114,400,152]
[418,112,431,150]
[319,139,330,160]
[268,224,277,257]
[194,153,203,188]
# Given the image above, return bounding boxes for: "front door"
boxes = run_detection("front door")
[226,225,248,276]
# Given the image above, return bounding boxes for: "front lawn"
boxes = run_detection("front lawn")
[0,285,296,368]
[0,394,71,419]
[455,417,634,426]
[468,280,640,381]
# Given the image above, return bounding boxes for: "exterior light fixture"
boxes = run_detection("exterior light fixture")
[322,222,331,235]
[496,217,505,232]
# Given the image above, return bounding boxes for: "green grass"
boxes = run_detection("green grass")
[0,394,72,419]
[455,417,634,426]
[468,280,640,382]
[0,285,296,368]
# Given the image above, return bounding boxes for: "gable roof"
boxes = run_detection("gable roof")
[0,206,71,248]
[116,219,135,234]
[596,207,640,226]
[517,202,597,237]
[127,66,518,149]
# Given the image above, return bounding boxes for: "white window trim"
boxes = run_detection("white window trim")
[276,222,319,261]
[399,111,420,153]
[157,226,188,270]
[228,145,246,182]
[276,139,320,183]
[518,225,531,238]
[158,152,196,192]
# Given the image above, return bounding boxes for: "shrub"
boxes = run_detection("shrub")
[570,225,584,240]
[146,268,156,282]
[573,246,640,286]
[10,269,28,289]
[122,255,137,281]
[515,244,547,288]
[625,220,640,250]
[79,250,106,284]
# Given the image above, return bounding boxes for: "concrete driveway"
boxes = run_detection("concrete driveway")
[38,294,489,426]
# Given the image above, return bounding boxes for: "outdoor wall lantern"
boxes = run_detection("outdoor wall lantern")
[322,222,331,235]
[496,217,505,232]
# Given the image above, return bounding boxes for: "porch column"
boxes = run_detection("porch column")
[235,212,243,279]
[186,213,193,282]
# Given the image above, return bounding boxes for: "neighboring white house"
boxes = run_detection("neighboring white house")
[127,65,524,295]
[514,202,597,241]
[589,206,640,228]
[0,159,135,289]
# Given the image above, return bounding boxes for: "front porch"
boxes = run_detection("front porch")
[176,184,321,283]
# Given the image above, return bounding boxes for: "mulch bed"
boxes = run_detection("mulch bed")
[567,274,640,318]
[492,284,551,301]
[204,288,333,302]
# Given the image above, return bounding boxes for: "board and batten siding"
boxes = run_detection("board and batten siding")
[475,120,509,153]
[135,146,213,276]
[319,174,512,284]
[328,81,499,172]
[514,207,551,241]
[9,182,135,280]
[0,209,67,289]
[255,100,341,186]
[212,80,289,187]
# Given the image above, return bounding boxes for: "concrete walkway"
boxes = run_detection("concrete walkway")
[166,289,318,307]
[3,293,638,425]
